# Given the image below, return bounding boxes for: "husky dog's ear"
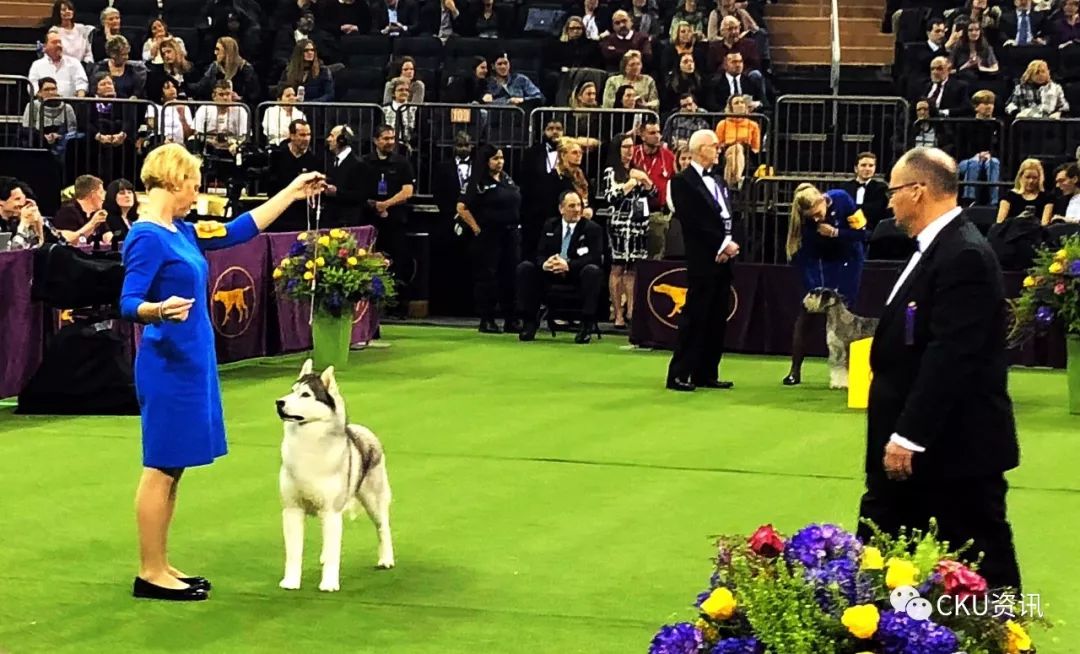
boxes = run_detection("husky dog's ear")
[320,366,339,397]
[299,358,314,378]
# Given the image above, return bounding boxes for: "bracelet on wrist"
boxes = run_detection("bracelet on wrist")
[157,303,165,322]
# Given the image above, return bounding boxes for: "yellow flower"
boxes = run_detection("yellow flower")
[305,260,315,270]
[885,558,919,589]
[861,546,884,571]
[1049,261,1064,274]
[700,587,737,621]
[693,618,719,644]
[280,257,290,267]
[347,256,358,266]
[356,248,367,257]
[315,256,326,267]
[1005,620,1032,653]
[303,271,314,281]
[841,604,880,640]
[272,268,283,279]
[318,235,331,246]
[297,232,307,241]
[330,228,346,239]
[1023,276,1037,288]
[1055,248,1068,261]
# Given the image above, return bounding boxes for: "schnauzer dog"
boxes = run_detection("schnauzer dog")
[802,288,879,389]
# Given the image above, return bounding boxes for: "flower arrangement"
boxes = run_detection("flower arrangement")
[273,228,396,318]
[1008,235,1080,344]
[650,521,1047,654]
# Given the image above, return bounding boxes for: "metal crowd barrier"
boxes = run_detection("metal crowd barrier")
[663,110,772,184]
[1006,118,1080,174]
[772,95,909,175]
[912,117,1007,168]
[254,101,384,172]
[0,74,41,148]
[44,97,155,189]
[745,174,859,265]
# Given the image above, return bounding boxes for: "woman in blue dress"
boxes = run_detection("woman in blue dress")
[781,183,867,386]
[120,143,324,601]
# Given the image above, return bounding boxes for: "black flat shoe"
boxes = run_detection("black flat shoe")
[133,577,209,601]
[503,318,522,334]
[478,319,502,334]
[782,374,800,386]
[698,380,734,389]
[180,576,211,591]
[666,378,696,392]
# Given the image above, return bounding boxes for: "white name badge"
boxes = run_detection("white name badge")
[576,246,589,256]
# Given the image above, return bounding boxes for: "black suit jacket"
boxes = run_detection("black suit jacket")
[839,178,891,230]
[325,152,365,226]
[709,72,767,113]
[669,164,734,278]
[909,77,970,117]
[867,214,1019,483]
[372,0,421,34]
[536,216,603,275]
[998,9,1048,43]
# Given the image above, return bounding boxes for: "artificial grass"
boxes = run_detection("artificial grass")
[0,325,1076,653]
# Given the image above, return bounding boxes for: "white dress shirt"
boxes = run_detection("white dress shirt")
[335,146,353,167]
[689,160,732,255]
[28,54,88,97]
[885,205,962,453]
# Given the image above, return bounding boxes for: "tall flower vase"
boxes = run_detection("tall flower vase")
[1068,334,1080,415]
[311,309,352,371]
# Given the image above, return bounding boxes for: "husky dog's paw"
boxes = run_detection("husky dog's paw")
[318,576,340,592]
[279,576,301,590]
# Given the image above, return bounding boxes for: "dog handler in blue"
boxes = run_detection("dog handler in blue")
[120,143,325,601]
[781,183,868,385]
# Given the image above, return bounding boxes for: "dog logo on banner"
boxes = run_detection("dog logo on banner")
[211,266,256,338]
[647,267,738,329]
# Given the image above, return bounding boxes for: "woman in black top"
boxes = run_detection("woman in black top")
[457,144,523,334]
[104,178,139,242]
[997,158,1053,224]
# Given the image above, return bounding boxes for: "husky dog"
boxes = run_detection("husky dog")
[802,288,879,390]
[276,359,394,592]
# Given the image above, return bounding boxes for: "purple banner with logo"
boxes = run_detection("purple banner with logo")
[266,226,379,353]
[206,236,268,363]
[0,251,44,398]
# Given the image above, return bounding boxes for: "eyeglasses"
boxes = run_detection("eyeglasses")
[886,181,924,198]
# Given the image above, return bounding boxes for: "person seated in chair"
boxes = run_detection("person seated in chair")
[516,190,604,344]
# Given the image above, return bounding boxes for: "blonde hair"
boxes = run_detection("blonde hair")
[141,143,201,192]
[1013,158,1045,193]
[1020,59,1049,85]
[561,16,584,42]
[785,183,824,260]
[555,139,589,201]
[216,36,245,80]
[620,49,642,75]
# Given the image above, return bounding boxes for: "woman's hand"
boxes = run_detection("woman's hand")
[159,296,195,322]
[286,171,327,201]
[817,223,838,237]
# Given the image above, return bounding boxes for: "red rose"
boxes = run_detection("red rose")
[936,560,988,600]
[748,524,785,558]
[338,248,349,258]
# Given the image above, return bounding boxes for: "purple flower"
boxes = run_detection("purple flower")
[784,524,862,570]
[371,276,385,299]
[876,610,958,654]
[695,589,712,608]
[285,279,298,291]
[805,558,859,613]
[1035,306,1055,327]
[710,637,762,654]
[288,241,307,256]
[1070,260,1080,276]
[649,623,703,654]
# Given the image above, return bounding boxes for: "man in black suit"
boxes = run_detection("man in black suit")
[666,130,738,392]
[999,0,1048,46]
[372,0,420,36]
[267,119,320,232]
[517,190,604,344]
[840,152,891,232]
[908,57,969,117]
[858,146,1021,590]
[905,18,948,79]
[710,52,767,113]
[322,124,365,227]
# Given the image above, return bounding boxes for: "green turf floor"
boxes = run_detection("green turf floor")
[0,325,1076,653]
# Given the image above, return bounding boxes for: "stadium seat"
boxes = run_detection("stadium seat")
[340,34,392,58]
[965,206,998,236]
[335,67,385,104]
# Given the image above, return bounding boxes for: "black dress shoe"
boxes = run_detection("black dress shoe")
[782,374,800,386]
[503,318,522,334]
[698,380,734,389]
[180,576,211,591]
[574,321,596,344]
[132,577,209,601]
[478,319,502,334]
[519,320,538,342]
[666,378,696,392]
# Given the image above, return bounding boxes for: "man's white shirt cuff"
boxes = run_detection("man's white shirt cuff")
[890,434,926,453]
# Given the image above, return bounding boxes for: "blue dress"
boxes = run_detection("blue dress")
[791,189,867,307]
[119,213,260,469]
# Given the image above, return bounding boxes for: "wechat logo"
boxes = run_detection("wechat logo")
[890,586,934,621]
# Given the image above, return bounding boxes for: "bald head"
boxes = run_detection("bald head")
[688,129,720,166]
[894,147,958,198]
[888,147,959,236]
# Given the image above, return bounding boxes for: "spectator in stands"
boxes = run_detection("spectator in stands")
[321,0,371,37]
[627,0,662,41]
[1050,162,1080,224]
[599,10,653,72]
[0,178,47,250]
[948,21,1000,81]
[1048,0,1080,47]
[274,11,336,77]
[468,0,504,38]
[89,74,136,182]
[1000,0,1047,47]
[93,35,147,99]
[146,80,194,145]
[322,124,364,227]
[945,0,999,43]
[669,21,706,75]
[52,174,109,245]
[103,178,138,242]
[263,85,307,145]
[563,85,602,148]
[714,95,760,154]
[553,16,604,71]
[146,38,193,104]
[373,0,420,36]
[543,139,593,223]
[142,18,187,64]
[382,77,417,147]
[279,39,334,103]
[457,143,522,334]
[707,0,759,41]
[193,80,250,156]
[445,56,492,104]
[486,54,544,105]
[707,16,761,78]
[712,51,765,112]
[383,57,426,104]
[193,37,260,103]
[910,18,949,76]
[90,7,122,63]
[268,120,319,231]
[669,0,706,42]
[663,52,704,112]
[957,89,1002,205]
[576,0,609,40]
[603,50,658,109]
[997,157,1053,223]
[663,92,710,148]
[361,125,415,316]
[44,0,93,63]
[21,76,77,156]
[912,98,940,148]
[840,152,890,231]
[912,56,968,117]
[1006,59,1069,117]
[203,2,261,60]
[602,133,654,328]
[631,120,675,258]
[422,0,468,38]
[29,28,88,97]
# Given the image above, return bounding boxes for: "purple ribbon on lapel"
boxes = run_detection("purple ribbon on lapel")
[905,302,916,346]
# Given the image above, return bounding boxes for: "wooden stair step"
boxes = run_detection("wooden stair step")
[0,16,47,27]
[770,45,893,66]
[767,4,881,19]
